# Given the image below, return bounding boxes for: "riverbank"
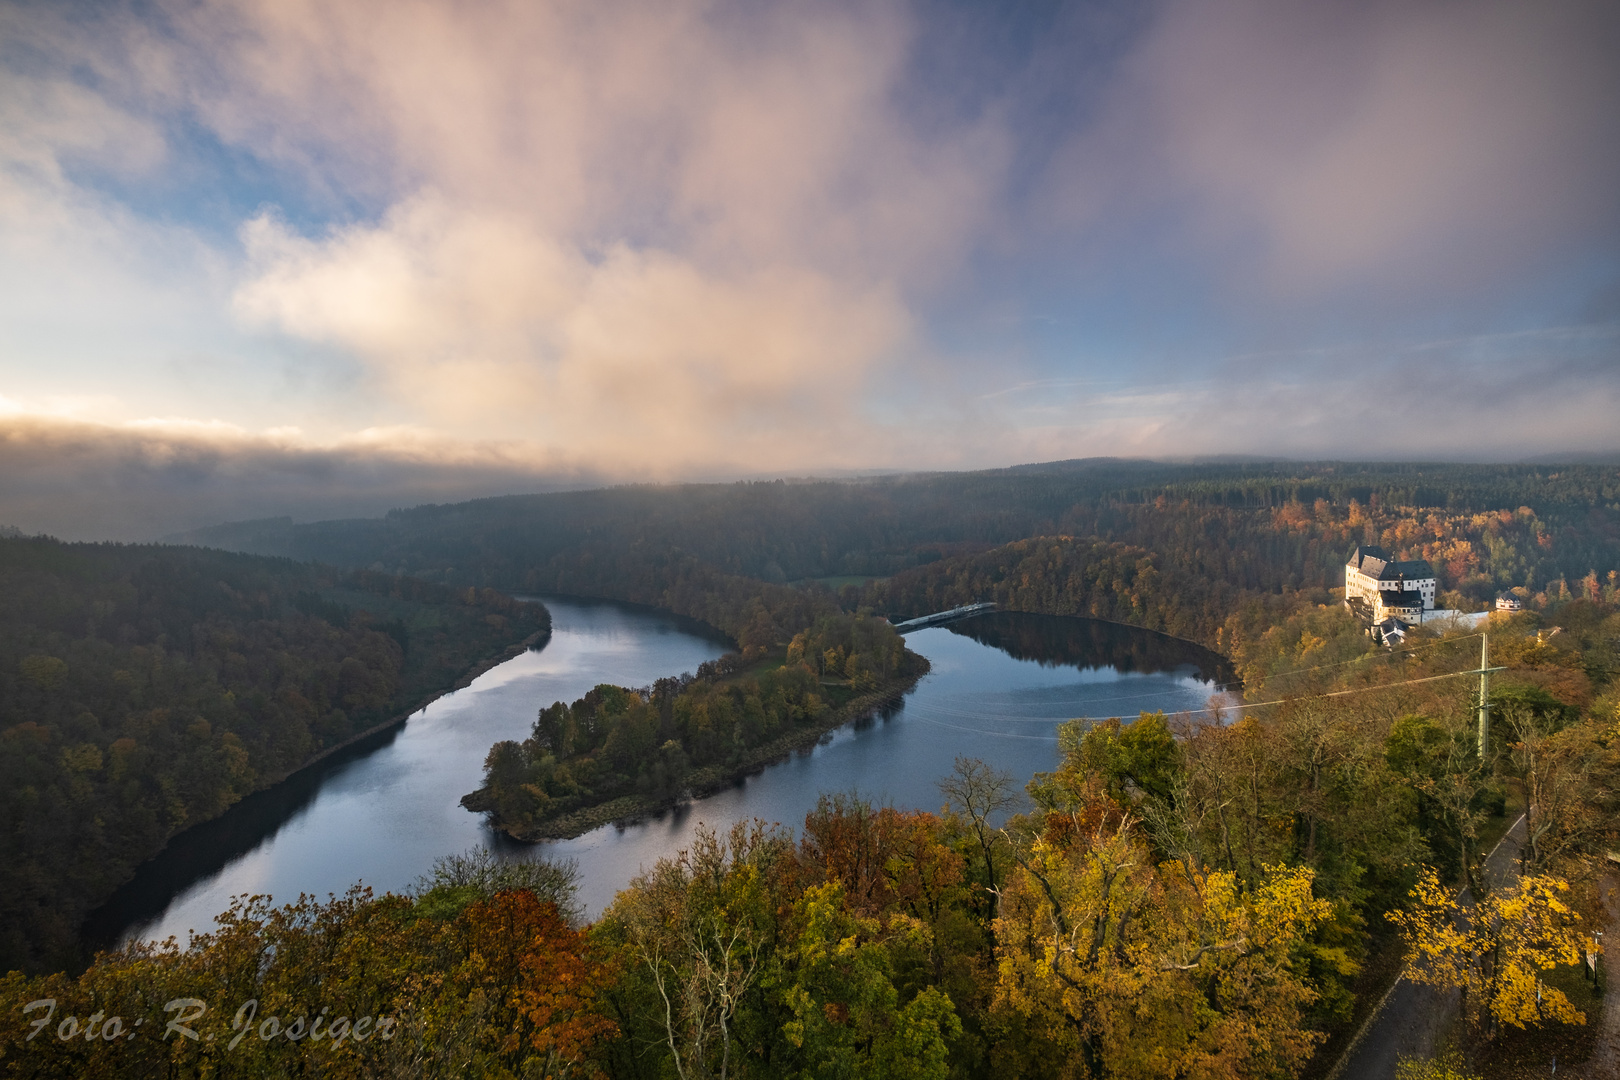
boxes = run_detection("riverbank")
[256,626,553,789]
[77,623,552,959]
[479,659,931,842]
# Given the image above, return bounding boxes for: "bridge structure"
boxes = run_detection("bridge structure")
[887,601,996,634]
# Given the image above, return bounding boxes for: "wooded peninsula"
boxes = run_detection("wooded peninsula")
[462,612,930,840]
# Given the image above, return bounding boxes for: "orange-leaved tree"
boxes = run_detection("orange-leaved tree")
[451,889,619,1077]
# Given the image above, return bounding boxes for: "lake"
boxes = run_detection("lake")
[93,599,1231,940]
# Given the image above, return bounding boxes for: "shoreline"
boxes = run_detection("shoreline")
[481,659,932,842]
[77,624,552,952]
[114,623,551,857]
[253,626,552,789]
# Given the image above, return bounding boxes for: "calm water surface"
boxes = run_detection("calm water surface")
[101,602,1229,940]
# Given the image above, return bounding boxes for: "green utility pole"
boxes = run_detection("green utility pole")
[1474,633,1506,760]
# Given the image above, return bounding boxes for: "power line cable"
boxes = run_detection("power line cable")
[1210,669,1482,714]
[1260,632,1484,682]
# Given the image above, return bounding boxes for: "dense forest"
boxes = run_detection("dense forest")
[0,538,549,974]
[172,461,1620,646]
[464,614,927,839]
[856,536,1229,644]
[3,600,1616,1079]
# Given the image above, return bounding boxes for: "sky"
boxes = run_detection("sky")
[2,0,1618,539]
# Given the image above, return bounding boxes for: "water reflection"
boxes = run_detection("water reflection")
[946,611,1236,688]
[545,613,1229,918]
[91,598,730,947]
[95,605,1232,938]
[81,722,409,949]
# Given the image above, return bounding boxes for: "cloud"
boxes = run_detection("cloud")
[161,0,1002,471]
[0,411,607,541]
[233,196,913,471]
[171,0,1004,275]
[0,0,1616,533]
[1046,0,1620,300]
[3,317,1616,543]
[982,324,1620,463]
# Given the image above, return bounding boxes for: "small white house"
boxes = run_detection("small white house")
[1496,592,1525,612]
[1374,617,1408,646]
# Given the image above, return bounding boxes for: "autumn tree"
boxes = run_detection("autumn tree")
[0,856,615,1080]
[772,881,962,1080]
[938,756,1018,922]
[448,889,618,1077]
[993,799,1331,1079]
[998,746,1333,1079]
[1389,867,1589,1033]
[606,821,787,1080]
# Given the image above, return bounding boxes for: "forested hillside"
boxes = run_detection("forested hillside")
[5,455,1620,1076]
[173,461,1620,640]
[856,536,1230,643]
[0,538,549,973]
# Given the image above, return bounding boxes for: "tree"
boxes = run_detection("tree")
[1498,700,1620,876]
[1386,714,1494,893]
[774,882,961,1080]
[1389,867,1589,1033]
[452,889,618,1077]
[608,822,785,1080]
[1070,713,1181,806]
[938,757,1017,922]
[993,798,1330,1079]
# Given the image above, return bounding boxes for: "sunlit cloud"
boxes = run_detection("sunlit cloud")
[0,0,1615,536]
[233,196,913,470]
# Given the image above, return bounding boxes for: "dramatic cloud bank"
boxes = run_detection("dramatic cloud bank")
[0,0,1616,535]
[1057,0,1620,295]
[234,198,912,471]
[0,412,613,540]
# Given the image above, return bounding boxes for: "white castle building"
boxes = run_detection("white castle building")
[1345,546,1437,626]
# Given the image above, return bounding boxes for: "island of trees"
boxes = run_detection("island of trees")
[463,613,928,840]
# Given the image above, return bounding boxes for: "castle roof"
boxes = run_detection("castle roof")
[1350,545,1392,566]
[1348,546,1433,581]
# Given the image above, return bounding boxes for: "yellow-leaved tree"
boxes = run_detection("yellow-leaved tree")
[993,803,1331,1079]
[1388,867,1589,1032]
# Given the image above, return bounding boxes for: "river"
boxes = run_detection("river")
[94,599,1231,941]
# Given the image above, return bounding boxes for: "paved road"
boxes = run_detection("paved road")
[1589,872,1620,1078]
[1327,814,1528,1080]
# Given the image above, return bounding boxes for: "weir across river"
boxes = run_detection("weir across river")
[888,602,996,633]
